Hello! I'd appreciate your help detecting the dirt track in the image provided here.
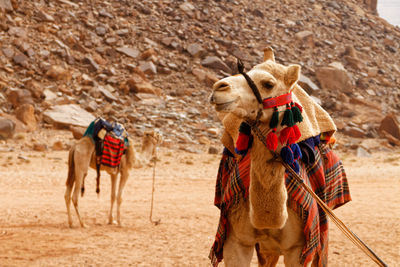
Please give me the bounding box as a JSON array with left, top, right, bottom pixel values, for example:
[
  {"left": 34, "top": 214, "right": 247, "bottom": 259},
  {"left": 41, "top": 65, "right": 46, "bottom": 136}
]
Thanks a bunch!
[{"left": 0, "top": 134, "right": 399, "bottom": 267}]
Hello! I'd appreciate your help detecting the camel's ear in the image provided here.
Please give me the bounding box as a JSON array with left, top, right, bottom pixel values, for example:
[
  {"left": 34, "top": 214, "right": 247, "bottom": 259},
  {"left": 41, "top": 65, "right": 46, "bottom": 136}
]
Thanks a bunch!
[
  {"left": 284, "top": 64, "right": 301, "bottom": 89},
  {"left": 263, "top": 47, "right": 275, "bottom": 62}
]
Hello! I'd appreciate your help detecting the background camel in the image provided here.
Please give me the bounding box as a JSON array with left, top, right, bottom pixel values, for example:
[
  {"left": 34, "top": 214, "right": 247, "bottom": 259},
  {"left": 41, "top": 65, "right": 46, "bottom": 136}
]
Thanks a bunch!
[
  {"left": 209, "top": 48, "right": 343, "bottom": 266},
  {"left": 65, "top": 131, "right": 161, "bottom": 228}
]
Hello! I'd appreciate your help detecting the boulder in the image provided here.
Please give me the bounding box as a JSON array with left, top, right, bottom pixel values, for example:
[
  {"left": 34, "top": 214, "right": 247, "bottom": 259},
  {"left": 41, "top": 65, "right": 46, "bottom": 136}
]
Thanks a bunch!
[
  {"left": 379, "top": 114, "right": 400, "bottom": 140},
  {"left": 15, "top": 104, "right": 37, "bottom": 131},
  {"left": 70, "top": 126, "right": 86, "bottom": 140},
  {"left": 295, "top": 30, "right": 314, "bottom": 47},
  {"left": 0, "top": 118, "right": 15, "bottom": 140},
  {"left": 46, "top": 65, "right": 71, "bottom": 81},
  {"left": 116, "top": 47, "right": 140, "bottom": 59},
  {"left": 315, "top": 65, "right": 353, "bottom": 94},
  {"left": 186, "top": 43, "right": 205, "bottom": 57},
  {"left": 43, "top": 104, "right": 95, "bottom": 128}
]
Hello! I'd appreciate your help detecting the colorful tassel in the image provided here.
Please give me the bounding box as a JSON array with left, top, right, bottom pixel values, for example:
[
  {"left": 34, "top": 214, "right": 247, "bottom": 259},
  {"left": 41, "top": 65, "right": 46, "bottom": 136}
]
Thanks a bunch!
[
  {"left": 295, "top": 102, "right": 303, "bottom": 112},
  {"left": 269, "top": 107, "right": 279, "bottom": 129},
  {"left": 280, "top": 145, "right": 294, "bottom": 165},
  {"left": 291, "top": 102, "right": 303, "bottom": 123},
  {"left": 290, "top": 143, "right": 302, "bottom": 160},
  {"left": 279, "top": 126, "right": 294, "bottom": 145},
  {"left": 291, "top": 161, "right": 300, "bottom": 174},
  {"left": 266, "top": 129, "right": 278, "bottom": 151},
  {"left": 292, "top": 124, "right": 301, "bottom": 141},
  {"left": 235, "top": 122, "right": 252, "bottom": 155},
  {"left": 281, "top": 104, "right": 294, "bottom": 127}
]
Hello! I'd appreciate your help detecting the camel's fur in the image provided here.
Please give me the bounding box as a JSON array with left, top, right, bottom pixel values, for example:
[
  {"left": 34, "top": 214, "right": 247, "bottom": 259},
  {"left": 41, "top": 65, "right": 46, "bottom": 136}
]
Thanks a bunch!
[
  {"left": 209, "top": 48, "right": 324, "bottom": 266},
  {"left": 65, "top": 131, "right": 161, "bottom": 227}
]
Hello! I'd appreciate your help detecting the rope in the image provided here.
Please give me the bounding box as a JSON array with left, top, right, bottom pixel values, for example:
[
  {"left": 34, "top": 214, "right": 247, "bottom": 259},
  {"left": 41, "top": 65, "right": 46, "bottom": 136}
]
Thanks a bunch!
[
  {"left": 149, "top": 146, "right": 160, "bottom": 225},
  {"left": 248, "top": 121, "right": 388, "bottom": 267}
]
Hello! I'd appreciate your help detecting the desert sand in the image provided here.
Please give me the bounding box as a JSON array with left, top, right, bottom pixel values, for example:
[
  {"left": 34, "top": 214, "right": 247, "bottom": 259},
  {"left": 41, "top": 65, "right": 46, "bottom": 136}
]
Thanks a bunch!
[{"left": 0, "top": 130, "right": 399, "bottom": 267}]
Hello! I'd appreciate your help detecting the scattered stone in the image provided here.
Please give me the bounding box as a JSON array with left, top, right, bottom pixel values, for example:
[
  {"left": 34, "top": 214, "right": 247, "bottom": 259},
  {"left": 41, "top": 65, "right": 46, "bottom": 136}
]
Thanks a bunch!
[
  {"left": 52, "top": 140, "right": 64, "bottom": 151},
  {"left": 139, "top": 61, "right": 157, "bottom": 75},
  {"left": 15, "top": 104, "right": 37, "bottom": 131},
  {"left": 201, "top": 56, "right": 231, "bottom": 73},
  {"left": 46, "top": 65, "right": 71, "bottom": 81},
  {"left": 116, "top": 47, "right": 140, "bottom": 59},
  {"left": 97, "top": 85, "right": 117, "bottom": 102},
  {"left": 298, "top": 74, "right": 319, "bottom": 95},
  {"left": 343, "top": 126, "right": 366, "bottom": 138},
  {"left": 186, "top": 43, "right": 205, "bottom": 57},
  {"left": 208, "top": 146, "right": 220, "bottom": 154},
  {"left": 7, "top": 89, "right": 34, "bottom": 108},
  {"left": 33, "top": 143, "right": 47, "bottom": 152},
  {"left": 295, "top": 31, "right": 314, "bottom": 47},
  {"left": 0, "top": 118, "right": 16, "bottom": 140},
  {"left": 13, "top": 53, "right": 29, "bottom": 67},
  {"left": 37, "top": 10, "right": 55, "bottom": 22},
  {"left": 0, "top": 0, "right": 13, "bottom": 11}
]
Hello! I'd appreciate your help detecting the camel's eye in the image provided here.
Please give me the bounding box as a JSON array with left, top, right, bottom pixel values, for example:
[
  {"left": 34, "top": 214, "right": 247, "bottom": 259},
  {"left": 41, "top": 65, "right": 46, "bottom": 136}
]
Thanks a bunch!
[{"left": 262, "top": 81, "right": 275, "bottom": 90}]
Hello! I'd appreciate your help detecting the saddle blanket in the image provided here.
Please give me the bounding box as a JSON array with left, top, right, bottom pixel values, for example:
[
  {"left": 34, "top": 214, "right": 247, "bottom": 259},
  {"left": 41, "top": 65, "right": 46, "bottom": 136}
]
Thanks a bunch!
[
  {"left": 209, "top": 143, "right": 351, "bottom": 267},
  {"left": 101, "top": 134, "right": 125, "bottom": 168}
]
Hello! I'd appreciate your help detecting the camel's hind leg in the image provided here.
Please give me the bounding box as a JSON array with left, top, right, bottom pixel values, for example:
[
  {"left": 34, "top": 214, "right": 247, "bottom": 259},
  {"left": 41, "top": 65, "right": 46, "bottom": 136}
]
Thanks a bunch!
[
  {"left": 116, "top": 168, "right": 129, "bottom": 226},
  {"left": 65, "top": 183, "right": 73, "bottom": 227},
  {"left": 108, "top": 173, "right": 118, "bottom": 225}
]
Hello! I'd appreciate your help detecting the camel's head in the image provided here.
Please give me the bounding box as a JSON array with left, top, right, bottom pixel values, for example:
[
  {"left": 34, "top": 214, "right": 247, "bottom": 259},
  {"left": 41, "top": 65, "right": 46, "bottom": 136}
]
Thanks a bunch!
[
  {"left": 143, "top": 130, "right": 163, "bottom": 147},
  {"left": 210, "top": 48, "right": 301, "bottom": 122}
]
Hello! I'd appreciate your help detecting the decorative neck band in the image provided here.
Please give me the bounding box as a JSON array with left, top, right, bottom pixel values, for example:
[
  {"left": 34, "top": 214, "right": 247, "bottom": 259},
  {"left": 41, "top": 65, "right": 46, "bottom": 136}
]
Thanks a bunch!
[{"left": 263, "top": 92, "right": 292, "bottom": 109}]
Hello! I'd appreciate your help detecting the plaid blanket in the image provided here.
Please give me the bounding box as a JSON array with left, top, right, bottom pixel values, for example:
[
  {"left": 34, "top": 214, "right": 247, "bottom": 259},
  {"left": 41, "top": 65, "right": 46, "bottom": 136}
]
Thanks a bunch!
[
  {"left": 101, "top": 134, "right": 125, "bottom": 167},
  {"left": 209, "top": 145, "right": 351, "bottom": 266}
]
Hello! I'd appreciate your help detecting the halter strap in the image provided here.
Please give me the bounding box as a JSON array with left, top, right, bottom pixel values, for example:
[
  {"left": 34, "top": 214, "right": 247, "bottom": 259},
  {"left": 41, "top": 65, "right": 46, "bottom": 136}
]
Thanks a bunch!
[
  {"left": 263, "top": 92, "right": 292, "bottom": 109},
  {"left": 237, "top": 59, "right": 263, "bottom": 104}
]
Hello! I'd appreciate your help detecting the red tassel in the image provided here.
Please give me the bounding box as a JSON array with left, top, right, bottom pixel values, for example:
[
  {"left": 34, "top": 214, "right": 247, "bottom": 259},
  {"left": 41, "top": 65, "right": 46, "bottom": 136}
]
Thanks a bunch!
[
  {"left": 266, "top": 130, "right": 278, "bottom": 151},
  {"left": 295, "top": 102, "right": 303, "bottom": 112},
  {"left": 291, "top": 125, "right": 302, "bottom": 143},
  {"left": 236, "top": 133, "right": 250, "bottom": 151},
  {"left": 279, "top": 126, "right": 294, "bottom": 145}
]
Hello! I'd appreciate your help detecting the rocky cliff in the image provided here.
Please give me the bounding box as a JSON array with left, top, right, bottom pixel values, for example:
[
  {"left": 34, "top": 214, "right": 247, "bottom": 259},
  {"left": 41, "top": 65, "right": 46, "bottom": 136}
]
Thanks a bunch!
[{"left": 0, "top": 0, "right": 399, "bottom": 152}]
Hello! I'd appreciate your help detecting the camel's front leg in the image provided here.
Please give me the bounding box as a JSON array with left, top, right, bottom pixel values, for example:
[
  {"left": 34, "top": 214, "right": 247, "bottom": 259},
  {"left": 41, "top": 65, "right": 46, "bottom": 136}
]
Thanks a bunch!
[
  {"left": 223, "top": 234, "right": 254, "bottom": 267},
  {"left": 116, "top": 169, "right": 129, "bottom": 226},
  {"left": 108, "top": 173, "right": 118, "bottom": 225}
]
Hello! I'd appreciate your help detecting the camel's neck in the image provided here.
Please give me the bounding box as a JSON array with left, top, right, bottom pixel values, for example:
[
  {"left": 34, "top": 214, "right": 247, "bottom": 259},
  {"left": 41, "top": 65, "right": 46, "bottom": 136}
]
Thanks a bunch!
[
  {"left": 248, "top": 135, "right": 288, "bottom": 229},
  {"left": 139, "top": 139, "right": 156, "bottom": 162}
]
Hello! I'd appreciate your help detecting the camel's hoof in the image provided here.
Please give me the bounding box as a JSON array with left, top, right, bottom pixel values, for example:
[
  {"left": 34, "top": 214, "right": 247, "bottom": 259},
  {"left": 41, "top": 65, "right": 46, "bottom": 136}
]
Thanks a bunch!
[{"left": 108, "top": 220, "right": 118, "bottom": 225}]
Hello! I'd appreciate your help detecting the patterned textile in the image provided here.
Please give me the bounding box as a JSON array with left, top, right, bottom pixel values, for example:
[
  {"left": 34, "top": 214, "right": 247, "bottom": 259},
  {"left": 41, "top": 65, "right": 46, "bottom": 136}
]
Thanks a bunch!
[
  {"left": 101, "top": 134, "right": 125, "bottom": 167},
  {"left": 209, "top": 144, "right": 351, "bottom": 267}
]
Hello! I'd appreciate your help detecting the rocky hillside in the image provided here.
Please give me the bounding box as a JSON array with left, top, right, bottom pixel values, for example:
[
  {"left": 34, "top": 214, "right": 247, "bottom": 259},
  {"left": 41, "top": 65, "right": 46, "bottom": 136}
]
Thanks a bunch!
[{"left": 0, "top": 0, "right": 399, "bottom": 152}]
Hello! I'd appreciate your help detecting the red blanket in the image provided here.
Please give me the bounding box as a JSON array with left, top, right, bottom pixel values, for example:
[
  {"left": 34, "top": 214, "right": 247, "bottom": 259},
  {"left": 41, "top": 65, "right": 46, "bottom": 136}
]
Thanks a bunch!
[
  {"left": 101, "top": 134, "right": 125, "bottom": 167},
  {"left": 209, "top": 145, "right": 351, "bottom": 266}
]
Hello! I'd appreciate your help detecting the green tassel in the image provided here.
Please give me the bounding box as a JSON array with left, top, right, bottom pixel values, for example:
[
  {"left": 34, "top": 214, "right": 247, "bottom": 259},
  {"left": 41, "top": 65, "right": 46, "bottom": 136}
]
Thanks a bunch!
[
  {"left": 269, "top": 107, "right": 279, "bottom": 129},
  {"left": 292, "top": 105, "right": 303, "bottom": 123},
  {"left": 281, "top": 106, "right": 294, "bottom": 127}
]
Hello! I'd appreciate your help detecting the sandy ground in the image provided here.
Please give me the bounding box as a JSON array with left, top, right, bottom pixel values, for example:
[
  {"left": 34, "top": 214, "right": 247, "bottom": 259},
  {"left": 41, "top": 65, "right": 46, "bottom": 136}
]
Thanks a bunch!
[{"left": 0, "top": 132, "right": 399, "bottom": 267}]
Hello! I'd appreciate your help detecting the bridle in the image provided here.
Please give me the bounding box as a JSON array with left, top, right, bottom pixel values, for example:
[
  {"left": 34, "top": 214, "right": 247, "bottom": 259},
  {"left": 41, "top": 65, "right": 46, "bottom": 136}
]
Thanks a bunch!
[{"left": 236, "top": 59, "right": 388, "bottom": 267}]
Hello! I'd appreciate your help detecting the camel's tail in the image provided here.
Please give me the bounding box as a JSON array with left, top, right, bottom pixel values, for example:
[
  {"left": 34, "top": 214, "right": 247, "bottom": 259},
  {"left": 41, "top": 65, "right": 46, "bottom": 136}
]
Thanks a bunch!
[{"left": 66, "top": 147, "right": 75, "bottom": 188}]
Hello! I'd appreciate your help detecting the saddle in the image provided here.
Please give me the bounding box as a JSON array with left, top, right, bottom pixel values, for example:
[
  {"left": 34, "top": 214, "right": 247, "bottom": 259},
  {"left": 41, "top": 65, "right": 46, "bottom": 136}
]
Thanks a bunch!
[{"left": 84, "top": 117, "right": 129, "bottom": 194}]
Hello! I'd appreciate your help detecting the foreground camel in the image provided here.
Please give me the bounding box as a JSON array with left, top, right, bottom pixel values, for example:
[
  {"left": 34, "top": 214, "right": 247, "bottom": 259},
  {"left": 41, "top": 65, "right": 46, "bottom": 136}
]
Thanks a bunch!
[
  {"left": 65, "top": 131, "right": 161, "bottom": 227},
  {"left": 210, "top": 49, "right": 339, "bottom": 266}
]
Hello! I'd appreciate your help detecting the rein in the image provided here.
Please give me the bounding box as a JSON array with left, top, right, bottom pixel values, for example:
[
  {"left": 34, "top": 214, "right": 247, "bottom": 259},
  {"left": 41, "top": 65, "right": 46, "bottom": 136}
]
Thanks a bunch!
[{"left": 238, "top": 59, "right": 388, "bottom": 267}]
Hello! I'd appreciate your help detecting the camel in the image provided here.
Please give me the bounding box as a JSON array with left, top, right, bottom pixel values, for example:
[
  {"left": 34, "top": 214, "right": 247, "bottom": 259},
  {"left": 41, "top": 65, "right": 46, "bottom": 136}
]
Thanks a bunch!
[
  {"left": 209, "top": 48, "right": 340, "bottom": 266},
  {"left": 65, "top": 130, "right": 161, "bottom": 228}
]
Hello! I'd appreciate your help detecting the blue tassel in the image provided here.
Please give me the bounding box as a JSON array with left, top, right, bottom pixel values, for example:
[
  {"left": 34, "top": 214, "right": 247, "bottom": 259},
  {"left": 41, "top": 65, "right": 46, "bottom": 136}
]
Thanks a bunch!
[
  {"left": 280, "top": 146, "right": 294, "bottom": 165},
  {"left": 290, "top": 143, "right": 302, "bottom": 160},
  {"left": 291, "top": 161, "right": 300, "bottom": 174}
]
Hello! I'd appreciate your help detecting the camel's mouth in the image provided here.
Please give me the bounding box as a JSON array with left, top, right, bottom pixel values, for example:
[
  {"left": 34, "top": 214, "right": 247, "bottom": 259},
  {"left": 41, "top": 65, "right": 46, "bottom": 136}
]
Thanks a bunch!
[{"left": 214, "top": 98, "right": 238, "bottom": 112}]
